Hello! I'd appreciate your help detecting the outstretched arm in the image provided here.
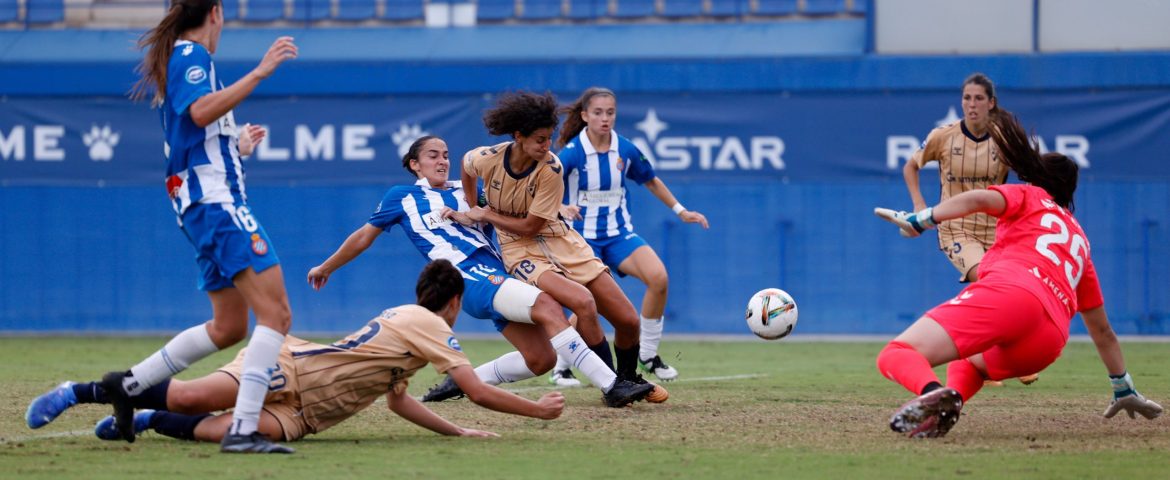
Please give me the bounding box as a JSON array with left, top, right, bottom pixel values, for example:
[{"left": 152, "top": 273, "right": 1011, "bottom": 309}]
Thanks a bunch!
[
  {"left": 307, "top": 224, "right": 382, "bottom": 290},
  {"left": 875, "top": 189, "right": 1006, "bottom": 238},
  {"left": 384, "top": 388, "right": 498, "bottom": 437},
  {"left": 643, "top": 178, "right": 708, "bottom": 229},
  {"left": 1082, "top": 306, "right": 1163, "bottom": 420},
  {"left": 448, "top": 365, "right": 564, "bottom": 420}
]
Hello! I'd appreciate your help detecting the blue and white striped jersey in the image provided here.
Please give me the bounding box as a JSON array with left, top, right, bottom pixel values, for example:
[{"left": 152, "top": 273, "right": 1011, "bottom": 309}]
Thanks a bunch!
[
  {"left": 559, "top": 129, "right": 656, "bottom": 240},
  {"left": 163, "top": 40, "right": 244, "bottom": 216},
  {"left": 368, "top": 179, "right": 500, "bottom": 278}
]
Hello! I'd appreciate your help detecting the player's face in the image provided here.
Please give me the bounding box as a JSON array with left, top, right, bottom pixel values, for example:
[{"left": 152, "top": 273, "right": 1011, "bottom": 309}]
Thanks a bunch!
[
  {"left": 514, "top": 127, "right": 553, "bottom": 161},
  {"left": 961, "top": 83, "right": 995, "bottom": 130},
  {"left": 410, "top": 138, "right": 450, "bottom": 187},
  {"left": 581, "top": 94, "right": 616, "bottom": 138}
]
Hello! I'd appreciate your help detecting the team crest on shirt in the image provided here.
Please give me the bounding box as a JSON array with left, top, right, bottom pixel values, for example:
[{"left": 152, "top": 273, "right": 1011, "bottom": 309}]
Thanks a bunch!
[
  {"left": 185, "top": 65, "right": 206, "bottom": 84},
  {"left": 250, "top": 233, "right": 268, "bottom": 255},
  {"left": 446, "top": 336, "right": 463, "bottom": 352},
  {"left": 614, "top": 156, "right": 625, "bottom": 172},
  {"left": 487, "top": 274, "right": 505, "bottom": 285},
  {"left": 526, "top": 183, "right": 536, "bottom": 197}
]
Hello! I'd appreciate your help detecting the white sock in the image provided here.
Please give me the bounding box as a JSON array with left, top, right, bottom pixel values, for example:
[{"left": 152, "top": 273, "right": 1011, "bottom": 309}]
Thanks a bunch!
[
  {"left": 551, "top": 328, "right": 616, "bottom": 392},
  {"left": 553, "top": 353, "right": 571, "bottom": 372},
  {"left": 228, "top": 325, "right": 284, "bottom": 436},
  {"left": 639, "top": 316, "right": 664, "bottom": 361},
  {"left": 126, "top": 323, "right": 219, "bottom": 396},
  {"left": 474, "top": 351, "right": 537, "bottom": 385}
]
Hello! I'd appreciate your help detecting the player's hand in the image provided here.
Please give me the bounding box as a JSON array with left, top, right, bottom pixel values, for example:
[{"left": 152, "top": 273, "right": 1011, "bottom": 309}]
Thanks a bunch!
[
  {"left": 253, "top": 36, "right": 298, "bottom": 79},
  {"left": 874, "top": 207, "right": 936, "bottom": 238},
  {"left": 237, "top": 123, "right": 266, "bottom": 157},
  {"left": 439, "top": 207, "right": 474, "bottom": 226},
  {"left": 536, "top": 392, "right": 565, "bottom": 420},
  {"left": 680, "top": 209, "right": 709, "bottom": 229},
  {"left": 1104, "top": 392, "right": 1163, "bottom": 419},
  {"left": 456, "top": 427, "right": 499, "bottom": 438},
  {"left": 307, "top": 265, "right": 331, "bottom": 291},
  {"left": 559, "top": 204, "right": 581, "bottom": 221},
  {"left": 465, "top": 206, "right": 489, "bottom": 222}
]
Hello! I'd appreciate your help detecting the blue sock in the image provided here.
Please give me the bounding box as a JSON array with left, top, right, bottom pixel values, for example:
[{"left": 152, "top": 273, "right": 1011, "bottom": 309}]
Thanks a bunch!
[
  {"left": 73, "top": 382, "right": 107, "bottom": 404},
  {"left": 588, "top": 338, "right": 614, "bottom": 372},
  {"left": 149, "top": 411, "right": 212, "bottom": 441}
]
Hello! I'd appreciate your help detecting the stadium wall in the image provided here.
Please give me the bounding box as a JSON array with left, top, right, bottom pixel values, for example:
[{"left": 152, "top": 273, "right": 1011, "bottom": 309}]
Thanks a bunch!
[{"left": 1, "top": 24, "right": 1168, "bottom": 335}]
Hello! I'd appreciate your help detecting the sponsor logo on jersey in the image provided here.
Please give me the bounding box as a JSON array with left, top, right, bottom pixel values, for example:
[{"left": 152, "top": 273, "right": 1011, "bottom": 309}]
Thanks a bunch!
[
  {"left": 182, "top": 44, "right": 194, "bottom": 56},
  {"left": 185, "top": 65, "right": 207, "bottom": 84},
  {"left": 250, "top": 233, "right": 268, "bottom": 255},
  {"left": 446, "top": 336, "right": 463, "bottom": 352}
]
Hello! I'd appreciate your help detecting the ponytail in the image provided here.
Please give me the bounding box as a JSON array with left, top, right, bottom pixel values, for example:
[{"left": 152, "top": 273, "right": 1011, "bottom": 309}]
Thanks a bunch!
[
  {"left": 990, "top": 110, "right": 1078, "bottom": 212},
  {"left": 130, "top": 0, "right": 220, "bottom": 107},
  {"left": 556, "top": 87, "right": 615, "bottom": 149}
]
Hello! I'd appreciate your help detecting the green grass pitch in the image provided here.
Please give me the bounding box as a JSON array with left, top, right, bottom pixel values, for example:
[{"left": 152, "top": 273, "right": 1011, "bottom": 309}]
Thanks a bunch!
[{"left": 2, "top": 337, "right": 1169, "bottom": 479}]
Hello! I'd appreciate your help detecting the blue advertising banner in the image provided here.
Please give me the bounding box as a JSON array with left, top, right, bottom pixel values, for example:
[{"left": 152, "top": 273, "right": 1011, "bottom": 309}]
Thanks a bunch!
[{"left": 3, "top": 90, "right": 1169, "bottom": 185}]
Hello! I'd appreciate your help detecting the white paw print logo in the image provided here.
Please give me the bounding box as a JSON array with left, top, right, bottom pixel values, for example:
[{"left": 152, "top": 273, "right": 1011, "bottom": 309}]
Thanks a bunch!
[
  {"left": 82, "top": 124, "right": 120, "bottom": 161},
  {"left": 391, "top": 123, "right": 429, "bottom": 158}
]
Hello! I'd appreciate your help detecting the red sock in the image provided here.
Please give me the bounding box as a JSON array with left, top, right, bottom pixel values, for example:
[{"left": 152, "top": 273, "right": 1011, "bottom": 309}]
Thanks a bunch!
[
  {"left": 876, "top": 341, "right": 939, "bottom": 395},
  {"left": 946, "top": 358, "right": 985, "bottom": 402}
]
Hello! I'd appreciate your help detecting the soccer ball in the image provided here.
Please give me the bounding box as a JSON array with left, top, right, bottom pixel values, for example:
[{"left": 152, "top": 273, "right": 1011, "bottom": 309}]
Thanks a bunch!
[{"left": 745, "top": 288, "right": 798, "bottom": 340}]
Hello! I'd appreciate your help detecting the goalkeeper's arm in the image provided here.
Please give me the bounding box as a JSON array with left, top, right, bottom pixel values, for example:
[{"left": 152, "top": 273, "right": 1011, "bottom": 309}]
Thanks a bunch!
[
  {"left": 1083, "top": 306, "right": 1163, "bottom": 419},
  {"left": 875, "top": 190, "right": 1008, "bottom": 238}
]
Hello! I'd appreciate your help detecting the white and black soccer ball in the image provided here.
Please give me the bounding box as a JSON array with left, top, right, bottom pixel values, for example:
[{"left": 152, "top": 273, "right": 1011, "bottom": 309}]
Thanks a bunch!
[{"left": 745, "top": 288, "right": 798, "bottom": 340}]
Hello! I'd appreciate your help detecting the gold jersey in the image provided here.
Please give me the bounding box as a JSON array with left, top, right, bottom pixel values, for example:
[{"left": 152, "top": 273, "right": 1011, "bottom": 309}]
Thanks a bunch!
[
  {"left": 462, "top": 142, "right": 571, "bottom": 245},
  {"left": 913, "top": 120, "right": 1009, "bottom": 246},
  {"left": 220, "top": 304, "right": 471, "bottom": 435}
]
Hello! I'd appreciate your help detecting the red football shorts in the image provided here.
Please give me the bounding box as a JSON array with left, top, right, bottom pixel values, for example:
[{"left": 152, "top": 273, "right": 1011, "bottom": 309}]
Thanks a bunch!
[{"left": 926, "top": 281, "right": 1069, "bottom": 381}]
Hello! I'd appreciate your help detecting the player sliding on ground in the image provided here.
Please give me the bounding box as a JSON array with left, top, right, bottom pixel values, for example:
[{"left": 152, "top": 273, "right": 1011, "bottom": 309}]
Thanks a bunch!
[
  {"left": 873, "top": 110, "right": 1162, "bottom": 438},
  {"left": 27, "top": 261, "right": 564, "bottom": 445}
]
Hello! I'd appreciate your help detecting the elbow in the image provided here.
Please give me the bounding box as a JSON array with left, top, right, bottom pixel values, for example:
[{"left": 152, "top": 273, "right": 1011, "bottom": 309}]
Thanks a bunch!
[{"left": 188, "top": 110, "right": 213, "bottom": 129}]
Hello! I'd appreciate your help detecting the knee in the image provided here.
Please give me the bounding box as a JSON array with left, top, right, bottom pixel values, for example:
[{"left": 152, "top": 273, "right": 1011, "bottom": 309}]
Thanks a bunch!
[
  {"left": 644, "top": 269, "right": 669, "bottom": 295},
  {"left": 206, "top": 318, "right": 248, "bottom": 348},
  {"left": 567, "top": 295, "right": 597, "bottom": 320}
]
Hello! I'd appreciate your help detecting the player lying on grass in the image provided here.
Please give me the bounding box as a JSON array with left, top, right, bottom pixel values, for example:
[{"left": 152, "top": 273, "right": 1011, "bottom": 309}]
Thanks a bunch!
[
  {"left": 27, "top": 260, "right": 564, "bottom": 445},
  {"left": 873, "top": 110, "right": 1162, "bottom": 439}
]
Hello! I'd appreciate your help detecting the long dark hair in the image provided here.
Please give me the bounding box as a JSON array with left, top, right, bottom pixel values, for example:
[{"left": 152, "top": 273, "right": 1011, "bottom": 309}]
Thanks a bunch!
[
  {"left": 963, "top": 72, "right": 999, "bottom": 113},
  {"left": 990, "top": 111, "right": 1078, "bottom": 212},
  {"left": 556, "top": 87, "right": 615, "bottom": 149},
  {"left": 130, "top": 0, "right": 220, "bottom": 106},
  {"left": 483, "top": 91, "right": 559, "bottom": 138},
  {"left": 401, "top": 135, "right": 441, "bottom": 178},
  {"left": 416, "top": 260, "right": 465, "bottom": 312}
]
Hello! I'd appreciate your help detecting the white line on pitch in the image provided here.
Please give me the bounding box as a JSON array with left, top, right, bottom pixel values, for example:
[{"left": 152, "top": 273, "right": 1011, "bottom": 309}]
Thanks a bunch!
[{"left": 1, "top": 429, "right": 93, "bottom": 444}]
